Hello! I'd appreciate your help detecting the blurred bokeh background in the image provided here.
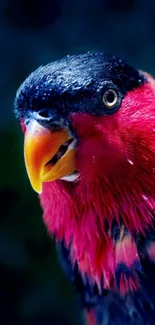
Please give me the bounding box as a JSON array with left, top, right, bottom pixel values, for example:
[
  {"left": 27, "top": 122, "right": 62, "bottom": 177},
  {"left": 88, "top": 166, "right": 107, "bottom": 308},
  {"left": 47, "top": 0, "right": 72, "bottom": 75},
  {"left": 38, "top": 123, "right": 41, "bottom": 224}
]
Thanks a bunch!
[{"left": 1, "top": 0, "right": 155, "bottom": 324}]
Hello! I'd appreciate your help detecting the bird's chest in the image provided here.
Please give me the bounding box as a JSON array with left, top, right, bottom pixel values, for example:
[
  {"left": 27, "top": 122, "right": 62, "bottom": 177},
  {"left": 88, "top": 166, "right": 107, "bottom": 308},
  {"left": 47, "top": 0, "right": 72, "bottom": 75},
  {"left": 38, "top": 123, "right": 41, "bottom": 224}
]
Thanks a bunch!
[
  {"left": 42, "top": 194, "right": 140, "bottom": 294},
  {"left": 57, "top": 239, "right": 155, "bottom": 325},
  {"left": 41, "top": 182, "right": 154, "bottom": 295},
  {"left": 56, "top": 220, "right": 141, "bottom": 296}
]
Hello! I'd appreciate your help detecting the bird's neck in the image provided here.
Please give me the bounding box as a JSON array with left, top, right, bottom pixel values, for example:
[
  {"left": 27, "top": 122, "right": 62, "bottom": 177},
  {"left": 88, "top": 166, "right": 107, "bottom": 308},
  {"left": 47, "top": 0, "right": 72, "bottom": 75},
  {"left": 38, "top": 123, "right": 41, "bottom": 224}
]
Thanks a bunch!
[{"left": 40, "top": 176, "right": 155, "bottom": 293}]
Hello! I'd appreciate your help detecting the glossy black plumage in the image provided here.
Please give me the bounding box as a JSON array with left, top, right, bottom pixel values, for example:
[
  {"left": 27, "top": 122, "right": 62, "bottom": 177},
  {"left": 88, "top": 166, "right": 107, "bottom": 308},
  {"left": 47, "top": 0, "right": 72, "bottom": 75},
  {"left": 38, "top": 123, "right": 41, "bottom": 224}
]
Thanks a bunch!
[{"left": 14, "top": 52, "right": 145, "bottom": 122}]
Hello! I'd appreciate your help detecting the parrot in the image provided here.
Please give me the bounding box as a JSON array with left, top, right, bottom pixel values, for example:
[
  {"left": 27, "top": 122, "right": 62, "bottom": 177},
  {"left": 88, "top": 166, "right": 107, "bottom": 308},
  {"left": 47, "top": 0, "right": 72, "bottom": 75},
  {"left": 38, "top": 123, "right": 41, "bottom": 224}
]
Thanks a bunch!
[{"left": 14, "top": 52, "right": 155, "bottom": 325}]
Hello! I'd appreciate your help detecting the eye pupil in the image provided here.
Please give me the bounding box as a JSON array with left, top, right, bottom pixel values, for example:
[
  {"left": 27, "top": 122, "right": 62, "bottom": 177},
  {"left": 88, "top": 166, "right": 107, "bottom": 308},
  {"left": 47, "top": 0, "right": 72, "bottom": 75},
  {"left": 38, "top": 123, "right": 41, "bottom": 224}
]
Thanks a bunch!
[
  {"left": 106, "top": 91, "right": 115, "bottom": 103},
  {"left": 102, "top": 89, "right": 118, "bottom": 108}
]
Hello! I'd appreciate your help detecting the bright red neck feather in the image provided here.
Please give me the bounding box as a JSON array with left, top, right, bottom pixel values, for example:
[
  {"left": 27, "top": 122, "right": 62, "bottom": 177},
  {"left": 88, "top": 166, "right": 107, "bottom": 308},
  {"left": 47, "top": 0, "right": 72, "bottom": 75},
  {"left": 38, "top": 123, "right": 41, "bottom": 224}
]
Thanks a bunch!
[{"left": 40, "top": 81, "right": 155, "bottom": 291}]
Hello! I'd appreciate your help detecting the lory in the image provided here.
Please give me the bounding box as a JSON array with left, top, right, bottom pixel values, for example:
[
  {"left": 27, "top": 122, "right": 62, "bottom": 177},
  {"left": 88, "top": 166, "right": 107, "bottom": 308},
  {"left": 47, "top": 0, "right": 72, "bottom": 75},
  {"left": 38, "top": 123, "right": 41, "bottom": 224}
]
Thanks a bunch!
[{"left": 14, "top": 53, "right": 155, "bottom": 325}]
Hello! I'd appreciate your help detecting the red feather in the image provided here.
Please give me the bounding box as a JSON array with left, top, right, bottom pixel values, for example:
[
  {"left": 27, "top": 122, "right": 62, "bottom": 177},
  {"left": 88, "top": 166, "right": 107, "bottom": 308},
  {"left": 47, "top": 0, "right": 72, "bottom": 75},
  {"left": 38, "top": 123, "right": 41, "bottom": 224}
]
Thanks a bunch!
[
  {"left": 85, "top": 310, "right": 97, "bottom": 325},
  {"left": 40, "top": 78, "right": 155, "bottom": 292}
]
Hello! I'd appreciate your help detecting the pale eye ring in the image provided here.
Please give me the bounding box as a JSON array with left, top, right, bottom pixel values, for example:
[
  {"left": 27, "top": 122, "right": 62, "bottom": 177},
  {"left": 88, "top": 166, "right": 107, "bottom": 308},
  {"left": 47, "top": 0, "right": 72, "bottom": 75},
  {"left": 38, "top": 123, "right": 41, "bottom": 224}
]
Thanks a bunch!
[{"left": 102, "top": 89, "right": 118, "bottom": 108}]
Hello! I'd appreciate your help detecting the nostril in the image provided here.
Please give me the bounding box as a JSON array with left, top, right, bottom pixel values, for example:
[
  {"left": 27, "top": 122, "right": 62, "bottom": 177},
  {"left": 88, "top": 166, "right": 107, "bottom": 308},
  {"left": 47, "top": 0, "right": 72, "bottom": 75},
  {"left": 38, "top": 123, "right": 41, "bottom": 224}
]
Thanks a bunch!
[
  {"left": 32, "top": 108, "right": 58, "bottom": 127},
  {"left": 38, "top": 109, "right": 51, "bottom": 119}
]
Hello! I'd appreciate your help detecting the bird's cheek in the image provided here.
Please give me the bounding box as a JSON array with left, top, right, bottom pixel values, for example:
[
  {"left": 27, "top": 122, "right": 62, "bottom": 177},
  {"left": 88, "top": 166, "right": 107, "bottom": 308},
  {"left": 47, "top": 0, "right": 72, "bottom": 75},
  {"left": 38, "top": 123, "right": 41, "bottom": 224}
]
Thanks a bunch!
[
  {"left": 70, "top": 113, "right": 96, "bottom": 137},
  {"left": 76, "top": 134, "right": 124, "bottom": 181}
]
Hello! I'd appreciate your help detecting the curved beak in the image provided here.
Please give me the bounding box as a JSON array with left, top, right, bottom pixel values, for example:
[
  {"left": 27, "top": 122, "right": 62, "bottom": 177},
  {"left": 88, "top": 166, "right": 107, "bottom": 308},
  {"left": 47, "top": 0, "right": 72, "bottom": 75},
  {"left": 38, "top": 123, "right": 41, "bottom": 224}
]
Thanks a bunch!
[{"left": 24, "top": 120, "right": 76, "bottom": 194}]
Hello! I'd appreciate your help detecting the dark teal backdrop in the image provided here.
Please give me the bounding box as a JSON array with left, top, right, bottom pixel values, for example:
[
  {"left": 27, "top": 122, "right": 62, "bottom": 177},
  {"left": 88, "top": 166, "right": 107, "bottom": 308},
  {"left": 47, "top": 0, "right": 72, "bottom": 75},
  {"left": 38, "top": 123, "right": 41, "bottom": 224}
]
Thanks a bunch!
[{"left": 0, "top": 1, "right": 155, "bottom": 324}]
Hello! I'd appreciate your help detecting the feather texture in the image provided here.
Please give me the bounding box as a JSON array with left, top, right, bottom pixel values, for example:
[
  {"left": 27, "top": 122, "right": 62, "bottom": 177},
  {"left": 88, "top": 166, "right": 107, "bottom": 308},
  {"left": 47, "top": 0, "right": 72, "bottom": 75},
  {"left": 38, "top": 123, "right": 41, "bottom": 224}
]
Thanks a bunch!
[{"left": 41, "top": 80, "right": 155, "bottom": 294}]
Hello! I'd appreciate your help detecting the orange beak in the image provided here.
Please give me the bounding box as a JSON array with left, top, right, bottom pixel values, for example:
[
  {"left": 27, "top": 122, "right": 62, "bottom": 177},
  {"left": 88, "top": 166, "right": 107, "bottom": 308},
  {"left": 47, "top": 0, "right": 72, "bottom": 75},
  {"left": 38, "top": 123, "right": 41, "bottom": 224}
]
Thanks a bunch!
[{"left": 24, "top": 120, "right": 76, "bottom": 193}]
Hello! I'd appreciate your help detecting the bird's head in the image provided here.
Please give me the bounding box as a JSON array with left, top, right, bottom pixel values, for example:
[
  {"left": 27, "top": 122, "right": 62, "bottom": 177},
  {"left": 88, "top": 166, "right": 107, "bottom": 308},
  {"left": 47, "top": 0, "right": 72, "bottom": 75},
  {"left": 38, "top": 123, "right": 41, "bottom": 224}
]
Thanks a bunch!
[{"left": 14, "top": 52, "right": 155, "bottom": 233}]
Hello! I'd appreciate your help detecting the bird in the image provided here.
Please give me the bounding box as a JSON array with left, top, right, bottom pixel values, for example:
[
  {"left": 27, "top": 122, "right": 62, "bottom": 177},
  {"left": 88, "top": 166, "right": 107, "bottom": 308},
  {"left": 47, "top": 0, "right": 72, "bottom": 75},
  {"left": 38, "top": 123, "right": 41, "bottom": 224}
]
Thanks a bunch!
[{"left": 14, "top": 52, "right": 155, "bottom": 325}]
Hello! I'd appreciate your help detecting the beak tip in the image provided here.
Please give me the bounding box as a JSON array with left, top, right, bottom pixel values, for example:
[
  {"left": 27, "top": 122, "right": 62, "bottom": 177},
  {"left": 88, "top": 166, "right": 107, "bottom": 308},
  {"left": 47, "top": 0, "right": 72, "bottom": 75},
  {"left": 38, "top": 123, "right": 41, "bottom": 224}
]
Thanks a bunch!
[
  {"left": 35, "top": 187, "right": 43, "bottom": 195},
  {"left": 29, "top": 179, "right": 43, "bottom": 195},
  {"left": 34, "top": 189, "right": 42, "bottom": 195}
]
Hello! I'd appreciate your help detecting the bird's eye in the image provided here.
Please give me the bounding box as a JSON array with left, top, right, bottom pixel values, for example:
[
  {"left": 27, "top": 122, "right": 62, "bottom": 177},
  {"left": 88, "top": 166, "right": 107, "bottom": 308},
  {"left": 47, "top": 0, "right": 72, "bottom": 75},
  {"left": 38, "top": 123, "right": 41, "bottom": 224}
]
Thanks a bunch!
[{"left": 102, "top": 89, "right": 118, "bottom": 108}]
